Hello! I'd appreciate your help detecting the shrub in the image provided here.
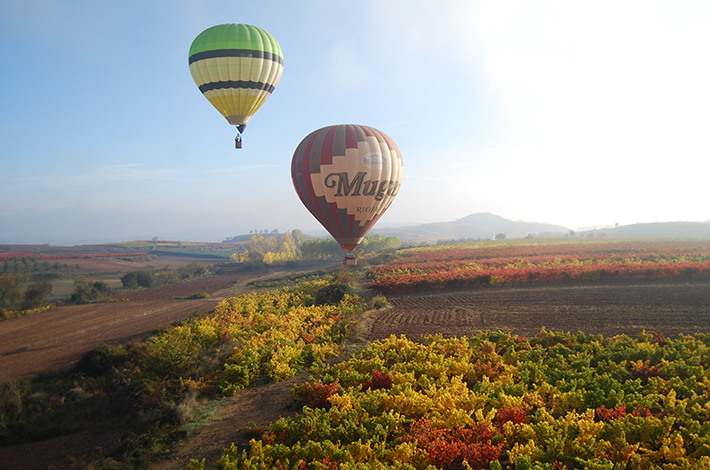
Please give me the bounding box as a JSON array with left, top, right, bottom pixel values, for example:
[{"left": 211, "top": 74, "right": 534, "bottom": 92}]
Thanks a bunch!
[
  {"left": 121, "top": 271, "right": 138, "bottom": 289},
  {"left": 362, "top": 370, "right": 393, "bottom": 390},
  {"left": 292, "top": 381, "right": 341, "bottom": 409},
  {"left": 370, "top": 295, "right": 389, "bottom": 309},
  {"left": 187, "top": 292, "right": 210, "bottom": 299},
  {"left": 74, "top": 344, "right": 130, "bottom": 377},
  {"left": 70, "top": 278, "right": 112, "bottom": 304},
  {"left": 22, "top": 281, "right": 52, "bottom": 309},
  {"left": 314, "top": 281, "right": 352, "bottom": 306},
  {"left": 136, "top": 270, "right": 154, "bottom": 288}
]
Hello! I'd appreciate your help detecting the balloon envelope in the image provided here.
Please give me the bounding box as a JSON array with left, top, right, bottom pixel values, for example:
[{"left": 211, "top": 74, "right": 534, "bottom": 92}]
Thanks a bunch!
[
  {"left": 291, "top": 125, "right": 404, "bottom": 253},
  {"left": 188, "top": 24, "right": 283, "bottom": 126}
]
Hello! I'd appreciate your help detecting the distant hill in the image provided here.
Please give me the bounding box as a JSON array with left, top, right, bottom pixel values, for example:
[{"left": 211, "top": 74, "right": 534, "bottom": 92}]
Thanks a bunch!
[
  {"left": 371, "top": 213, "right": 570, "bottom": 243},
  {"left": 220, "top": 217, "right": 710, "bottom": 246},
  {"left": 579, "top": 221, "right": 710, "bottom": 239}
]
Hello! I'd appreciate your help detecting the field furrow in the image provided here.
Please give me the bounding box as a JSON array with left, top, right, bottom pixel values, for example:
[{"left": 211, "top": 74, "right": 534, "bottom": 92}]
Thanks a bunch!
[{"left": 369, "top": 282, "right": 710, "bottom": 340}]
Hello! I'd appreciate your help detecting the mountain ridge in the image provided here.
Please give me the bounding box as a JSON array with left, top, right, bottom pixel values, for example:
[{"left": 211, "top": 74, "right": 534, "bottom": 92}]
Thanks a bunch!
[
  {"left": 371, "top": 212, "right": 569, "bottom": 242},
  {"left": 371, "top": 213, "right": 710, "bottom": 243}
]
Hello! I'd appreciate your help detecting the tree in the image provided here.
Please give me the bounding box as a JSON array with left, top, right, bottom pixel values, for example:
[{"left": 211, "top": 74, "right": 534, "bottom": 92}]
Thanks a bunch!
[
  {"left": 360, "top": 234, "right": 401, "bottom": 253},
  {"left": 314, "top": 281, "right": 353, "bottom": 306},
  {"left": 177, "top": 262, "right": 208, "bottom": 279},
  {"left": 23, "top": 281, "right": 53, "bottom": 309},
  {"left": 300, "top": 238, "right": 343, "bottom": 259},
  {"left": 0, "top": 273, "right": 24, "bottom": 309},
  {"left": 233, "top": 232, "right": 302, "bottom": 266},
  {"left": 291, "top": 229, "right": 306, "bottom": 247},
  {"left": 121, "top": 271, "right": 139, "bottom": 289},
  {"left": 136, "top": 270, "right": 154, "bottom": 288},
  {"left": 71, "top": 278, "right": 112, "bottom": 304},
  {"left": 494, "top": 233, "right": 507, "bottom": 240}
]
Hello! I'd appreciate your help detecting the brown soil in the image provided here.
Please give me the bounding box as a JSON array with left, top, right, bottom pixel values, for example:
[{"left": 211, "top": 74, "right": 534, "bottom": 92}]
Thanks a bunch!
[
  {"left": 2, "top": 281, "right": 710, "bottom": 469},
  {"left": 369, "top": 281, "right": 710, "bottom": 340},
  {"left": 0, "top": 298, "right": 219, "bottom": 379},
  {"left": 0, "top": 272, "right": 297, "bottom": 380},
  {"left": 109, "top": 275, "right": 245, "bottom": 301}
]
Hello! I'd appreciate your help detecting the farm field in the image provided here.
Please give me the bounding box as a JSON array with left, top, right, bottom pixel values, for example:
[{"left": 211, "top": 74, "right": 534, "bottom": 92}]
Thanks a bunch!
[
  {"left": 109, "top": 273, "right": 244, "bottom": 301},
  {"left": 1, "top": 243, "right": 240, "bottom": 303},
  {"left": 2, "top": 239, "right": 710, "bottom": 469},
  {"left": 0, "top": 268, "right": 331, "bottom": 381},
  {"left": 0, "top": 274, "right": 247, "bottom": 379},
  {"left": 370, "top": 282, "right": 710, "bottom": 340},
  {"left": 4, "top": 278, "right": 709, "bottom": 381},
  {"left": 0, "top": 297, "right": 221, "bottom": 380},
  {"left": 369, "top": 239, "right": 710, "bottom": 294}
]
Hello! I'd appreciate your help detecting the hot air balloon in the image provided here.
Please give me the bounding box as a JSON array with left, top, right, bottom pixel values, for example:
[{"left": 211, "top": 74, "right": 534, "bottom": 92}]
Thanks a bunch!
[
  {"left": 291, "top": 125, "right": 404, "bottom": 265},
  {"left": 188, "top": 24, "right": 283, "bottom": 148}
]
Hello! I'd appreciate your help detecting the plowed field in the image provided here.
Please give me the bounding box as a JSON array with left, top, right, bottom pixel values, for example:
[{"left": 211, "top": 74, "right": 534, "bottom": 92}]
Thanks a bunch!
[
  {"left": 0, "top": 299, "right": 222, "bottom": 379},
  {"left": 110, "top": 275, "right": 242, "bottom": 301},
  {"left": 0, "top": 274, "right": 244, "bottom": 380},
  {"left": 369, "top": 281, "right": 710, "bottom": 340}
]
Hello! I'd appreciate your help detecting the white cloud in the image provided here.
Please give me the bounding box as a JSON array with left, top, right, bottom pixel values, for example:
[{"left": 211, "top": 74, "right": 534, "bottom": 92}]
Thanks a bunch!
[{"left": 427, "top": 0, "right": 710, "bottom": 227}]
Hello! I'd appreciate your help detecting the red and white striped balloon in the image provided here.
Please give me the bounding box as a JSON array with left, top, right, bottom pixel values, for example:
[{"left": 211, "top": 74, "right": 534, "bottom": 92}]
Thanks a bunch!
[{"left": 291, "top": 124, "right": 404, "bottom": 253}]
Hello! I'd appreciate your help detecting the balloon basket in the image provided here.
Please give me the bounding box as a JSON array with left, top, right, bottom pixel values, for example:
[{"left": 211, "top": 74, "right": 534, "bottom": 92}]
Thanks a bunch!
[{"left": 343, "top": 255, "right": 358, "bottom": 266}]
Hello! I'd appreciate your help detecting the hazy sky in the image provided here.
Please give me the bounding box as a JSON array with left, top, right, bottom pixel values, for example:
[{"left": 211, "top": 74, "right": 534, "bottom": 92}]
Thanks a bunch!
[{"left": 1, "top": 0, "right": 709, "bottom": 245}]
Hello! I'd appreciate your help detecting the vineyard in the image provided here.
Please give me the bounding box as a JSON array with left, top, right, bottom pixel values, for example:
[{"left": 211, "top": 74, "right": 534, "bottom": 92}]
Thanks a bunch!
[
  {"left": 368, "top": 239, "right": 710, "bottom": 294},
  {"left": 3, "top": 239, "right": 710, "bottom": 469},
  {"left": 213, "top": 332, "right": 710, "bottom": 469},
  {"left": 0, "top": 279, "right": 367, "bottom": 468}
]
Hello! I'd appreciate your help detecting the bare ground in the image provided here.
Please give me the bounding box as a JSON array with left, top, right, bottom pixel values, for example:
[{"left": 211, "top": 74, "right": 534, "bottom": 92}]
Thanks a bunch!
[
  {"left": 0, "top": 272, "right": 299, "bottom": 380},
  {"left": 369, "top": 281, "right": 710, "bottom": 340}
]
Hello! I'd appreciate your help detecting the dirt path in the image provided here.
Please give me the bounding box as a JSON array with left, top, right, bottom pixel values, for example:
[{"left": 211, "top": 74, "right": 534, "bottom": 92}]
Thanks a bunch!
[{"left": 149, "top": 373, "right": 308, "bottom": 470}]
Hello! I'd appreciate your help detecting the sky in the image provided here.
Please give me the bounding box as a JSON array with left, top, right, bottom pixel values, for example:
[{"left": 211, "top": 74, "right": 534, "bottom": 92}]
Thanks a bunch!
[{"left": 1, "top": 0, "right": 709, "bottom": 245}]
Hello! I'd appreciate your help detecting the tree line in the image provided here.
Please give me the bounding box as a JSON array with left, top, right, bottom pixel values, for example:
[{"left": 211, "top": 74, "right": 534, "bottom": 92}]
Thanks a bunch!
[
  {"left": 231, "top": 230, "right": 402, "bottom": 267},
  {"left": 119, "top": 262, "right": 209, "bottom": 290},
  {"left": 0, "top": 273, "right": 53, "bottom": 317},
  {"left": 2, "top": 256, "right": 69, "bottom": 274},
  {"left": 0, "top": 262, "right": 213, "bottom": 317},
  {"left": 70, "top": 263, "right": 212, "bottom": 305}
]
